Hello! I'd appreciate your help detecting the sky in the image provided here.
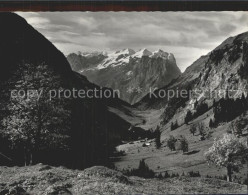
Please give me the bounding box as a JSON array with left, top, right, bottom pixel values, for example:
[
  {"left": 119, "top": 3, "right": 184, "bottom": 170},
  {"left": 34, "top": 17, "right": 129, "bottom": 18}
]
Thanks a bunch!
[{"left": 17, "top": 12, "right": 248, "bottom": 72}]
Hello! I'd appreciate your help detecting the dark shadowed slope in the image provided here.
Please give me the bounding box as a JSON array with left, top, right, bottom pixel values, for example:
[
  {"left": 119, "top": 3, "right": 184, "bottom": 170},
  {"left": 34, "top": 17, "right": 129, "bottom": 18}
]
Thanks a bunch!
[{"left": 0, "top": 13, "right": 144, "bottom": 169}]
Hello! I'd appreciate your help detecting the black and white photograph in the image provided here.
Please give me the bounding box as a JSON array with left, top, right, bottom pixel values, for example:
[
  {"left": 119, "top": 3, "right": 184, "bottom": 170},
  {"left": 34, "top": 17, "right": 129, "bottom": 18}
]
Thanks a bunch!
[{"left": 0, "top": 7, "right": 248, "bottom": 195}]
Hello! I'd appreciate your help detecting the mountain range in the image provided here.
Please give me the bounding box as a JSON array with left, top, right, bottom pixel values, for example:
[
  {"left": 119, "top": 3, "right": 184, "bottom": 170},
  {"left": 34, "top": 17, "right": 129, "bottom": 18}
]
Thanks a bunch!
[{"left": 67, "top": 48, "right": 181, "bottom": 104}]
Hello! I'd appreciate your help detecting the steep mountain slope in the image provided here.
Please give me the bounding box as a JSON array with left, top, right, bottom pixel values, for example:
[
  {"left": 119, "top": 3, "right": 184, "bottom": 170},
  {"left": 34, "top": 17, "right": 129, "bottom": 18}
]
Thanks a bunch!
[
  {"left": 67, "top": 51, "right": 107, "bottom": 72},
  {"left": 0, "top": 13, "right": 144, "bottom": 169},
  {"left": 114, "top": 33, "right": 248, "bottom": 181},
  {"left": 67, "top": 49, "right": 181, "bottom": 104},
  {"left": 136, "top": 31, "right": 248, "bottom": 127}
]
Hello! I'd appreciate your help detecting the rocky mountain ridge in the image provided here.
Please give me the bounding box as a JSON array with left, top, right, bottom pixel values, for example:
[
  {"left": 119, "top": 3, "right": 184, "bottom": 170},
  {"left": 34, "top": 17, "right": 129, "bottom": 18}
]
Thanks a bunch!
[
  {"left": 67, "top": 48, "right": 181, "bottom": 104},
  {"left": 136, "top": 31, "right": 248, "bottom": 128}
]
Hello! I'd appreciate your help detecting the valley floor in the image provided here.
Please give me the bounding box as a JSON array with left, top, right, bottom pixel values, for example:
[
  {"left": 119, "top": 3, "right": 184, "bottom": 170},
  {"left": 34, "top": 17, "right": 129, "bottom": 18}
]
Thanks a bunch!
[
  {"left": 0, "top": 164, "right": 247, "bottom": 195},
  {"left": 114, "top": 109, "right": 248, "bottom": 183}
]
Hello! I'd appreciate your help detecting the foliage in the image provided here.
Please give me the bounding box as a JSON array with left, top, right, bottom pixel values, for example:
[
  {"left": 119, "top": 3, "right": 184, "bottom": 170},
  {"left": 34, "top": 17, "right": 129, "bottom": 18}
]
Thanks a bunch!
[
  {"left": 156, "top": 173, "right": 163, "bottom": 179},
  {"left": 112, "top": 149, "right": 126, "bottom": 157},
  {"left": 230, "top": 118, "right": 247, "bottom": 137},
  {"left": 184, "top": 110, "right": 193, "bottom": 124},
  {"left": 154, "top": 126, "right": 161, "bottom": 149},
  {"left": 183, "top": 102, "right": 209, "bottom": 126},
  {"left": 205, "top": 134, "right": 248, "bottom": 182},
  {"left": 206, "top": 174, "right": 227, "bottom": 181},
  {"left": 187, "top": 171, "right": 201, "bottom": 177},
  {"left": 213, "top": 94, "right": 248, "bottom": 126},
  {"left": 179, "top": 136, "right": 189, "bottom": 153},
  {"left": 209, "top": 118, "right": 214, "bottom": 128},
  {"left": 163, "top": 171, "right": 170, "bottom": 178},
  {"left": 193, "top": 102, "right": 209, "bottom": 119},
  {"left": 129, "top": 128, "right": 161, "bottom": 141},
  {"left": 169, "top": 172, "right": 180, "bottom": 178},
  {"left": 171, "top": 120, "right": 179, "bottom": 131},
  {"left": 189, "top": 124, "right": 197, "bottom": 136},
  {"left": 209, "top": 48, "right": 226, "bottom": 66},
  {"left": 124, "top": 159, "right": 155, "bottom": 178},
  {"left": 0, "top": 63, "right": 71, "bottom": 165},
  {"left": 167, "top": 135, "right": 177, "bottom": 151},
  {"left": 198, "top": 122, "right": 206, "bottom": 140}
]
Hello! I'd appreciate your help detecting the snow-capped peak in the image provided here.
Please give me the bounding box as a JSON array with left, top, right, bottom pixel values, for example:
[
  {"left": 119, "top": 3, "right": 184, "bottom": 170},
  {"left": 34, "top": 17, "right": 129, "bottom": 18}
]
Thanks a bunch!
[
  {"left": 97, "top": 49, "right": 134, "bottom": 69},
  {"left": 76, "top": 51, "right": 107, "bottom": 58},
  {"left": 95, "top": 48, "right": 175, "bottom": 69},
  {"left": 152, "top": 49, "right": 169, "bottom": 59},
  {"left": 115, "top": 48, "right": 135, "bottom": 56},
  {"left": 132, "top": 48, "right": 152, "bottom": 58}
]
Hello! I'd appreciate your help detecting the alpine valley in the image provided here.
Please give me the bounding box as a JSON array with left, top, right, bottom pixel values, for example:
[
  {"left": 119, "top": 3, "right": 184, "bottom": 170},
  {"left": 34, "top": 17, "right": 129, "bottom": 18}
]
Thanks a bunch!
[{"left": 0, "top": 12, "right": 247, "bottom": 195}]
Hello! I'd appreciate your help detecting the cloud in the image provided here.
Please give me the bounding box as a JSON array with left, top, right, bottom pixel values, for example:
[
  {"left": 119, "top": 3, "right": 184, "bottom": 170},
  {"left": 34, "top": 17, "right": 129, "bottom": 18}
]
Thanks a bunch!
[{"left": 17, "top": 12, "right": 248, "bottom": 72}]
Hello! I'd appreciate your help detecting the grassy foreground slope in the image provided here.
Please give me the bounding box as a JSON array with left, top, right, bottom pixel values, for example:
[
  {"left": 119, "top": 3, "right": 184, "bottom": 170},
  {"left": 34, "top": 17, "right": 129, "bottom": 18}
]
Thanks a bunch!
[{"left": 0, "top": 164, "right": 247, "bottom": 194}]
